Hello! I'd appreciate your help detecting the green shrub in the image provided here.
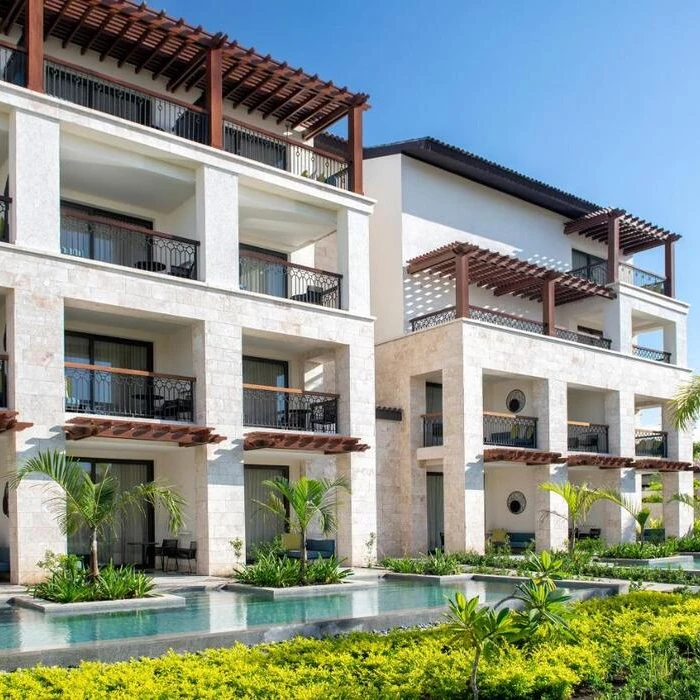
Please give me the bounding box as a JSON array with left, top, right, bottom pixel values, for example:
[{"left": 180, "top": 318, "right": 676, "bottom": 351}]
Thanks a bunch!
[
  {"left": 94, "top": 563, "right": 154, "bottom": 600},
  {"left": 234, "top": 552, "right": 351, "bottom": 587},
  {"left": 598, "top": 541, "right": 679, "bottom": 560},
  {"left": 381, "top": 551, "right": 462, "bottom": 575},
  {"left": 304, "top": 556, "right": 353, "bottom": 585}
]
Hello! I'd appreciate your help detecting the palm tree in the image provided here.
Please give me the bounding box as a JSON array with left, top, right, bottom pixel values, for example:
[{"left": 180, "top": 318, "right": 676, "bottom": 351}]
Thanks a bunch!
[
  {"left": 670, "top": 376, "right": 700, "bottom": 432},
  {"left": 597, "top": 489, "right": 652, "bottom": 543},
  {"left": 257, "top": 475, "right": 350, "bottom": 572},
  {"left": 539, "top": 482, "right": 603, "bottom": 553},
  {"left": 13, "top": 451, "right": 185, "bottom": 578}
]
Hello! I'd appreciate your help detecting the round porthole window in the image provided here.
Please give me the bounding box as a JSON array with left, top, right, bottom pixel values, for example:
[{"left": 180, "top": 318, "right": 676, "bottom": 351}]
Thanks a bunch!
[
  {"left": 507, "top": 491, "right": 527, "bottom": 515},
  {"left": 506, "top": 389, "right": 526, "bottom": 414}
]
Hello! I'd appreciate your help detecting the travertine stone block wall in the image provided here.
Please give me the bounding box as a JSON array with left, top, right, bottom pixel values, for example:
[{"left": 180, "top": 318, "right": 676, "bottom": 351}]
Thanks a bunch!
[{"left": 662, "top": 471, "right": 694, "bottom": 538}]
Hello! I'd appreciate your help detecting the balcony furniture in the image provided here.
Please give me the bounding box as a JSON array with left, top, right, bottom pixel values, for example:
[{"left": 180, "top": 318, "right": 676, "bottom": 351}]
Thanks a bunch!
[
  {"left": 170, "top": 259, "right": 197, "bottom": 279},
  {"left": 310, "top": 399, "right": 338, "bottom": 433},
  {"left": 490, "top": 528, "right": 508, "bottom": 548},
  {"left": 175, "top": 541, "right": 198, "bottom": 573},
  {"left": 643, "top": 528, "right": 666, "bottom": 544},
  {"left": 490, "top": 428, "right": 535, "bottom": 449},
  {"left": 288, "top": 408, "right": 311, "bottom": 431},
  {"left": 158, "top": 390, "right": 193, "bottom": 422},
  {"left": 155, "top": 538, "right": 179, "bottom": 572},
  {"left": 287, "top": 539, "right": 336, "bottom": 561},
  {"left": 281, "top": 533, "right": 303, "bottom": 552},
  {"left": 127, "top": 541, "right": 158, "bottom": 569},
  {"left": 589, "top": 528, "right": 602, "bottom": 539},
  {"left": 135, "top": 260, "right": 167, "bottom": 273},
  {"left": 291, "top": 285, "right": 324, "bottom": 306},
  {"left": 507, "top": 532, "right": 535, "bottom": 553},
  {"left": 568, "top": 433, "right": 599, "bottom": 452}
]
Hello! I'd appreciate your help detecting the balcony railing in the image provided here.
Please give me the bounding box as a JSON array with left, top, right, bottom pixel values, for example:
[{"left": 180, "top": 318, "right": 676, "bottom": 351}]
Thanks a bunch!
[
  {"left": 567, "top": 422, "right": 609, "bottom": 453},
  {"left": 65, "top": 363, "right": 195, "bottom": 422},
  {"left": 61, "top": 208, "right": 199, "bottom": 279},
  {"left": 422, "top": 413, "right": 443, "bottom": 447},
  {"left": 44, "top": 58, "right": 209, "bottom": 144},
  {"left": 0, "top": 41, "right": 26, "bottom": 87},
  {"left": 619, "top": 263, "right": 666, "bottom": 294},
  {"left": 239, "top": 251, "right": 342, "bottom": 309},
  {"left": 570, "top": 261, "right": 609, "bottom": 286},
  {"left": 633, "top": 345, "right": 671, "bottom": 364},
  {"left": 483, "top": 412, "right": 537, "bottom": 449},
  {"left": 223, "top": 118, "right": 349, "bottom": 190},
  {"left": 243, "top": 384, "right": 338, "bottom": 433},
  {"left": 409, "top": 305, "right": 612, "bottom": 349},
  {"left": 0, "top": 195, "right": 10, "bottom": 243},
  {"left": 635, "top": 429, "right": 668, "bottom": 458},
  {"left": 0, "top": 354, "right": 7, "bottom": 408}
]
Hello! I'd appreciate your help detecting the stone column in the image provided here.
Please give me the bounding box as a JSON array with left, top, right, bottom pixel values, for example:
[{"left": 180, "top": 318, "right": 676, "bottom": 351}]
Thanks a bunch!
[
  {"left": 9, "top": 109, "right": 60, "bottom": 252},
  {"left": 605, "top": 390, "right": 636, "bottom": 458},
  {"left": 404, "top": 375, "right": 428, "bottom": 554},
  {"left": 530, "top": 378, "right": 568, "bottom": 551},
  {"left": 192, "top": 318, "right": 244, "bottom": 575},
  {"left": 601, "top": 467, "right": 638, "bottom": 544},
  {"left": 196, "top": 165, "right": 238, "bottom": 289},
  {"left": 336, "top": 208, "right": 371, "bottom": 316},
  {"left": 663, "top": 318, "right": 687, "bottom": 367},
  {"left": 661, "top": 470, "right": 694, "bottom": 538},
  {"left": 662, "top": 403, "right": 693, "bottom": 463},
  {"left": 7, "top": 288, "right": 66, "bottom": 583},
  {"left": 334, "top": 341, "right": 377, "bottom": 565},
  {"left": 443, "top": 357, "right": 484, "bottom": 553},
  {"left": 602, "top": 294, "right": 632, "bottom": 355}
]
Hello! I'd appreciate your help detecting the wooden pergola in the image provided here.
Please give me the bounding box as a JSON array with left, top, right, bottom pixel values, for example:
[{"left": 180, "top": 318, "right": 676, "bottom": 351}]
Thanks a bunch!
[
  {"left": 564, "top": 208, "right": 681, "bottom": 296},
  {"left": 64, "top": 417, "right": 225, "bottom": 446},
  {"left": 244, "top": 431, "right": 369, "bottom": 455},
  {"left": 483, "top": 448, "right": 566, "bottom": 465},
  {"left": 0, "top": 410, "right": 32, "bottom": 434},
  {"left": 634, "top": 458, "right": 693, "bottom": 473},
  {"left": 566, "top": 454, "right": 635, "bottom": 469},
  {"left": 406, "top": 242, "right": 614, "bottom": 335},
  {"left": 2, "top": 0, "right": 369, "bottom": 192}
]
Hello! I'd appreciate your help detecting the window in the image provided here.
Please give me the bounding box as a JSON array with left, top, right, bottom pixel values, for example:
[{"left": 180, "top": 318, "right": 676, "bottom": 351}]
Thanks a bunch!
[
  {"left": 572, "top": 249, "right": 607, "bottom": 285},
  {"left": 243, "top": 356, "right": 289, "bottom": 428}
]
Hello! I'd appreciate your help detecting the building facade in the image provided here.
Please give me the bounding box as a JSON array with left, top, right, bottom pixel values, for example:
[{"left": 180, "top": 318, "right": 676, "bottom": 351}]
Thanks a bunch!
[
  {"left": 366, "top": 138, "right": 694, "bottom": 557},
  {"left": 0, "top": 0, "right": 376, "bottom": 583}
]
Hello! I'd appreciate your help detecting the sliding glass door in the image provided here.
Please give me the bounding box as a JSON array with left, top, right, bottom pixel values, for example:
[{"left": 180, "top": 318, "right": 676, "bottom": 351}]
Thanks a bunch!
[{"left": 242, "top": 356, "right": 288, "bottom": 428}]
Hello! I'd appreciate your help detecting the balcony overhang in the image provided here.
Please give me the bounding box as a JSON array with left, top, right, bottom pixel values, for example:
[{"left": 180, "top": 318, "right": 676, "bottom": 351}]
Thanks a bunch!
[
  {"left": 407, "top": 242, "right": 614, "bottom": 305},
  {"left": 64, "top": 417, "right": 225, "bottom": 447},
  {"left": 2, "top": 0, "right": 368, "bottom": 134},
  {"left": 483, "top": 448, "right": 566, "bottom": 465},
  {"left": 564, "top": 208, "right": 681, "bottom": 255},
  {"left": 0, "top": 410, "right": 32, "bottom": 434},
  {"left": 244, "top": 431, "right": 369, "bottom": 454},
  {"left": 634, "top": 458, "right": 693, "bottom": 472},
  {"left": 566, "top": 454, "right": 635, "bottom": 469}
]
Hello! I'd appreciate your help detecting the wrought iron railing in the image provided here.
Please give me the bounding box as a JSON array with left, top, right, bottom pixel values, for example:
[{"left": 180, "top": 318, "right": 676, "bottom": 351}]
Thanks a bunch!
[
  {"left": 422, "top": 413, "right": 443, "bottom": 447},
  {"left": 61, "top": 208, "right": 199, "bottom": 279},
  {"left": 0, "top": 195, "right": 10, "bottom": 243},
  {"left": 0, "top": 41, "right": 26, "bottom": 87},
  {"left": 568, "top": 422, "right": 609, "bottom": 453},
  {"left": 555, "top": 328, "right": 612, "bottom": 349},
  {"left": 635, "top": 429, "right": 668, "bottom": 458},
  {"left": 64, "top": 363, "right": 195, "bottom": 422},
  {"left": 619, "top": 263, "right": 666, "bottom": 294},
  {"left": 223, "top": 118, "right": 349, "bottom": 189},
  {"left": 633, "top": 345, "right": 671, "bottom": 364},
  {"left": 239, "top": 250, "right": 342, "bottom": 309},
  {"left": 470, "top": 306, "right": 544, "bottom": 334},
  {"left": 409, "top": 306, "right": 457, "bottom": 332},
  {"left": 0, "top": 354, "right": 7, "bottom": 408},
  {"left": 570, "top": 261, "right": 609, "bottom": 287},
  {"left": 483, "top": 412, "right": 537, "bottom": 449},
  {"left": 45, "top": 58, "right": 209, "bottom": 144},
  {"left": 242, "top": 384, "right": 339, "bottom": 433}
]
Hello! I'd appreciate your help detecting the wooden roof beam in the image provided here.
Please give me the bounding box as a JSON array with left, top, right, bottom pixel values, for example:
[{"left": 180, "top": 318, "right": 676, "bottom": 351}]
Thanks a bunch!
[
  {"left": 118, "top": 20, "right": 157, "bottom": 67},
  {"left": 249, "top": 68, "right": 303, "bottom": 115},
  {"left": 62, "top": 3, "right": 97, "bottom": 49},
  {"left": 1, "top": 0, "right": 24, "bottom": 35},
  {"left": 232, "top": 64, "right": 286, "bottom": 109},
  {"left": 300, "top": 104, "right": 349, "bottom": 138},
  {"left": 81, "top": 8, "right": 119, "bottom": 55},
  {"left": 163, "top": 42, "right": 207, "bottom": 89},
  {"left": 223, "top": 55, "right": 272, "bottom": 101},
  {"left": 100, "top": 13, "right": 138, "bottom": 61},
  {"left": 134, "top": 23, "right": 182, "bottom": 74},
  {"left": 276, "top": 84, "right": 325, "bottom": 124}
]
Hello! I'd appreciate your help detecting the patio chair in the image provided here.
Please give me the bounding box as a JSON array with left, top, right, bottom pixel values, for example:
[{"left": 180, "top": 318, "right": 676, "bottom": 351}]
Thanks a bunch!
[
  {"left": 155, "top": 538, "right": 179, "bottom": 571},
  {"left": 310, "top": 399, "right": 337, "bottom": 433},
  {"left": 175, "top": 541, "right": 197, "bottom": 573},
  {"left": 170, "top": 259, "right": 196, "bottom": 279}
]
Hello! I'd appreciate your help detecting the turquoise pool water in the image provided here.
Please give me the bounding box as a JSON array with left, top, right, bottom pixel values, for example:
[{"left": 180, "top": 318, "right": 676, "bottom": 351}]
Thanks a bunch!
[
  {"left": 645, "top": 555, "right": 700, "bottom": 570},
  {"left": 0, "top": 579, "right": 588, "bottom": 653}
]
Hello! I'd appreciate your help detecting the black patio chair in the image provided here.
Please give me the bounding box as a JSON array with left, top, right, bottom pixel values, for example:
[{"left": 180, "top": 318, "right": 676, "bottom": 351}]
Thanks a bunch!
[
  {"left": 155, "top": 538, "right": 179, "bottom": 571},
  {"left": 175, "top": 541, "right": 197, "bottom": 573}
]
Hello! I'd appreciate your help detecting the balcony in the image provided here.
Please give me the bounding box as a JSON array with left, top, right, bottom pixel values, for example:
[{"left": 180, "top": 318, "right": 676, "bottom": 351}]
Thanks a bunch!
[
  {"left": 567, "top": 422, "right": 609, "bottom": 453},
  {"left": 243, "top": 385, "right": 338, "bottom": 433},
  {"left": 0, "top": 354, "right": 7, "bottom": 407},
  {"left": 410, "top": 305, "right": 612, "bottom": 349},
  {"left": 239, "top": 251, "right": 342, "bottom": 309},
  {"left": 223, "top": 119, "right": 349, "bottom": 190},
  {"left": 570, "top": 261, "right": 608, "bottom": 286},
  {"left": 422, "top": 413, "right": 443, "bottom": 447},
  {"left": 0, "top": 195, "right": 9, "bottom": 243},
  {"left": 483, "top": 412, "right": 537, "bottom": 449},
  {"left": 60, "top": 207, "right": 199, "bottom": 279},
  {"left": 635, "top": 429, "right": 668, "bottom": 458},
  {"left": 633, "top": 345, "right": 671, "bottom": 364},
  {"left": 619, "top": 263, "right": 666, "bottom": 295},
  {"left": 64, "top": 363, "right": 195, "bottom": 422}
]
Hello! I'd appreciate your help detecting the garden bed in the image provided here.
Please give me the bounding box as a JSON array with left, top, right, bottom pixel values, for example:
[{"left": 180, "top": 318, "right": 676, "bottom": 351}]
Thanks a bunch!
[
  {"left": 10, "top": 592, "right": 185, "bottom": 616},
  {"left": 224, "top": 580, "right": 377, "bottom": 599}
]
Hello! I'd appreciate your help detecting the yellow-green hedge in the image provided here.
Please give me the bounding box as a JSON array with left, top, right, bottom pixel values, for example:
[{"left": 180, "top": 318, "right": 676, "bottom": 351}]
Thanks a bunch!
[{"left": 2, "top": 592, "right": 700, "bottom": 699}]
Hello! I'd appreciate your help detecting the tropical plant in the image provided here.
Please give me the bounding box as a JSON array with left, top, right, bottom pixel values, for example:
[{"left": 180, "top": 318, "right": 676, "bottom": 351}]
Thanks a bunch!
[
  {"left": 510, "top": 579, "right": 574, "bottom": 644},
  {"left": 538, "top": 482, "right": 604, "bottom": 553},
  {"left": 256, "top": 476, "right": 350, "bottom": 572},
  {"left": 444, "top": 592, "right": 516, "bottom": 700},
  {"left": 13, "top": 450, "right": 184, "bottom": 578},
  {"left": 670, "top": 376, "right": 700, "bottom": 431},
  {"left": 364, "top": 531, "right": 377, "bottom": 568},
  {"left": 597, "top": 489, "right": 653, "bottom": 543},
  {"left": 520, "top": 550, "right": 564, "bottom": 590},
  {"left": 230, "top": 537, "right": 244, "bottom": 570},
  {"left": 380, "top": 551, "right": 462, "bottom": 575},
  {"left": 234, "top": 552, "right": 351, "bottom": 587}
]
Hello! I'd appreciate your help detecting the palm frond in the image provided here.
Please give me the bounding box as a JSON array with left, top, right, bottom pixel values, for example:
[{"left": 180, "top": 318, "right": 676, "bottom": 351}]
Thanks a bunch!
[{"left": 669, "top": 376, "right": 700, "bottom": 431}]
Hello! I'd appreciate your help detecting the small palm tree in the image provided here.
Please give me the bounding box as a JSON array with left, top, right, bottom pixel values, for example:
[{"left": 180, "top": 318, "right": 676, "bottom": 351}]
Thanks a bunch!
[
  {"left": 257, "top": 475, "right": 349, "bottom": 572},
  {"left": 539, "top": 482, "right": 603, "bottom": 553},
  {"left": 13, "top": 451, "right": 185, "bottom": 578},
  {"left": 597, "top": 489, "right": 652, "bottom": 543},
  {"left": 670, "top": 376, "right": 700, "bottom": 432}
]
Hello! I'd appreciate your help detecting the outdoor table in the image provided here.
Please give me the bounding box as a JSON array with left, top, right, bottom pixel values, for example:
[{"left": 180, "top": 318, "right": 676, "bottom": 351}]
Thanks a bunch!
[{"left": 127, "top": 541, "right": 158, "bottom": 569}]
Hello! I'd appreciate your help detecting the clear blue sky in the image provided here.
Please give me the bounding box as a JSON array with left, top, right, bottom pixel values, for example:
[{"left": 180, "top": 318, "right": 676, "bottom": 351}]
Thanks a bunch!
[{"left": 163, "top": 0, "right": 699, "bottom": 370}]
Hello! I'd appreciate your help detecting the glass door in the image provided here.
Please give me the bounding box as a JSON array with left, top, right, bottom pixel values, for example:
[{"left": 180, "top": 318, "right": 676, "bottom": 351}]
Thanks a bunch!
[{"left": 243, "top": 356, "right": 289, "bottom": 429}]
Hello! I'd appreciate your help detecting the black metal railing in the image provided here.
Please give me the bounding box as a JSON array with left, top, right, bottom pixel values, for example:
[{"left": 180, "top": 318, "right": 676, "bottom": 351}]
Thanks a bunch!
[
  {"left": 239, "top": 251, "right": 342, "bottom": 309},
  {"left": 483, "top": 412, "right": 537, "bottom": 449},
  {"left": 0, "top": 195, "right": 10, "bottom": 243},
  {"left": 619, "top": 263, "right": 666, "bottom": 294},
  {"left": 243, "top": 385, "right": 338, "bottom": 433},
  {"left": 0, "top": 41, "right": 26, "bottom": 87},
  {"left": 635, "top": 429, "right": 668, "bottom": 458},
  {"left": 65, "top": 364, "right": 195, "bottom": 422},
  {"left": 568, "top": 422, "right": 609, "bottom": 453},
  {"left": 555, "top": 328, "right": 612, "bottom": 349},
  {"left": 422, "top": 413, "right": 443, "bottom": 447},
  {"left": 633, "top": 345, "right": 671, "bottom": 364},
  {"left": 45, "top": 59, "right": 209, "bottom": 144},
  {"left": 409, "top": 306, "right": 457, "bottom": 332},
  {"left": 570, "top": 261, "right": 609, "bottom": 286},
  {"left": 0, "top": 354, "right": 7, "bottom": 408},
  {"left": 61, "top": 208, "right": 199, "bottom": 279},
  {"left": 470, "top": 306, "right": 544, "bottom": 334},
  {"left": 223, "top": 119, "right": 349, "bottom": 189}
]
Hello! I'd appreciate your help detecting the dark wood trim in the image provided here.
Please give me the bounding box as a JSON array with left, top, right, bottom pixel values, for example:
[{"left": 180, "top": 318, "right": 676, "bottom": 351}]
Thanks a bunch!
[
  {"left": 542, "top": 274, "right": 556, "bottom": 335},
  {"left": 348, "top": 104, "right": 363, "bottom": 194},
  {"left": 26, "top": 0, "right": 44, "bottom": 91},
  {"left": 239, "top": 248, "right": 341, "bottom": 280},
  {"left": 64, "top": 362, "right": 195, "bottom": 383},
  {"left": 664, "top": 240, "right": 675, "bottom": 297},
  {"left": 242, "top": 383, "right": 339, "bottom": 399},
  {"left": 454, "top": 251, "right": 470, "bottom": 318},
  {"left": 206, "top": 46, "right": 223, "bottom": 149},
  {"left": 607, "top": 214, "right": 620, "bottom": 284}
]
